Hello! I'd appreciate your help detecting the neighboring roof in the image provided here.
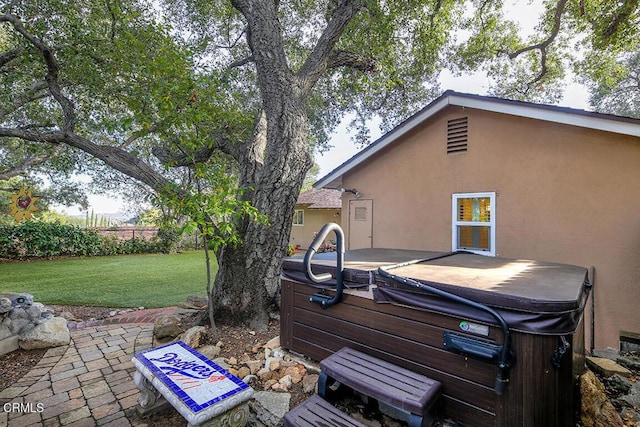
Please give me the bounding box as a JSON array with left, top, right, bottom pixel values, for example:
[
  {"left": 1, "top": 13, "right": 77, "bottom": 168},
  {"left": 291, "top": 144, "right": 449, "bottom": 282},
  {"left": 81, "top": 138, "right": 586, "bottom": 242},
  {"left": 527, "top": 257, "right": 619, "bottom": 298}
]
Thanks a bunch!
[
  {"left": 315, "top": 90, "right": 640, "bottom": 189},
  {"left": 296, "top": 188, "right": 342, "bottom": 209}
]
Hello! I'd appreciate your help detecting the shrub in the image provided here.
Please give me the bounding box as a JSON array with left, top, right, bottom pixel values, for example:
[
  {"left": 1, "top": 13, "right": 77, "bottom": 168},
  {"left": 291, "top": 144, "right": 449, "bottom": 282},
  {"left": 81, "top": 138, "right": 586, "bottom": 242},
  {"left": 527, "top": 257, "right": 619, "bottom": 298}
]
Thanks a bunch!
[
  {"left": 0, "top": 222, "right": 164, "bottom": 259},
  {"left": 156, "top": 225, "right": 181, "bottom": 254}
]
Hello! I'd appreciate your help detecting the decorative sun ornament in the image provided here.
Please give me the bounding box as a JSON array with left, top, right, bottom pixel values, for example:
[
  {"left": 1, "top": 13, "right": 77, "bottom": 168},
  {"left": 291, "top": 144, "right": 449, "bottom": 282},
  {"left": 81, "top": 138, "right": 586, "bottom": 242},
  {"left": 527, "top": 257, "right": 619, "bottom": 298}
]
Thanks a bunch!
[{"left": 9, "top": 186, "right": 39, "bottom": 222}]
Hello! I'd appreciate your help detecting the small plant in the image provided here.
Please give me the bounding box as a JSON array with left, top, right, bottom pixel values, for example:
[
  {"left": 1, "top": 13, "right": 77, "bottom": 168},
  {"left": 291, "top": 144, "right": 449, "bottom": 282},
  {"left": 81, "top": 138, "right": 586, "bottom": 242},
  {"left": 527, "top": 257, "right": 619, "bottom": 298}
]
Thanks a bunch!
[{"left": 286, "top": 244, "right": 300, "bottom": 256}]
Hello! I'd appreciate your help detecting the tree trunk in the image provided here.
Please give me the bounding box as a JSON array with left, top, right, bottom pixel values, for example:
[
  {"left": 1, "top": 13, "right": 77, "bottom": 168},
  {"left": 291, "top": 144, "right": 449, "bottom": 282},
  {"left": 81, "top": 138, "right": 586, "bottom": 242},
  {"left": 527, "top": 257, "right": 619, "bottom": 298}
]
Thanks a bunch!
[
  {"left": 211, "top": 0, "right": 364, "bottom": 329},
  {"left": 212, "top": 96, "right": 312, "bottom": 330}
]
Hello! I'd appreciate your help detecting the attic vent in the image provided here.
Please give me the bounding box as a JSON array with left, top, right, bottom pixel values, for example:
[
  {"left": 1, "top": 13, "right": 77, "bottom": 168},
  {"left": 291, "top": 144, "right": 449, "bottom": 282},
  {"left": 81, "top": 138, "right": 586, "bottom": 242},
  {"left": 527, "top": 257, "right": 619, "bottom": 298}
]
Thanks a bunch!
[{"left": 447, "top": 117, "right": 468, "bottom": 154}]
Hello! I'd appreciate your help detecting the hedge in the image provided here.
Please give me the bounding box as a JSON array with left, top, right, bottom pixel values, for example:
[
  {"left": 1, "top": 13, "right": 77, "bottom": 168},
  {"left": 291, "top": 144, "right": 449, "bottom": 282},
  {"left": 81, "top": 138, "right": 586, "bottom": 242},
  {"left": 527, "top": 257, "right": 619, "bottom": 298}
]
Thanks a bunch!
[{"left": 0, "top": 222, "right": 161, "bottom": 259}]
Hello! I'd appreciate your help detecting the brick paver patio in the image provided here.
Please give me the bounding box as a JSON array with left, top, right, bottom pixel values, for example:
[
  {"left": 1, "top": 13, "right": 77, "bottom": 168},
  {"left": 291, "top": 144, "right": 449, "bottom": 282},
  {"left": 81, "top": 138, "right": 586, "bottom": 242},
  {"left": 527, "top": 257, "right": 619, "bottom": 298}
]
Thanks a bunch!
[{"left": 0, "top": 308, "right": 174, "bottom": 427}]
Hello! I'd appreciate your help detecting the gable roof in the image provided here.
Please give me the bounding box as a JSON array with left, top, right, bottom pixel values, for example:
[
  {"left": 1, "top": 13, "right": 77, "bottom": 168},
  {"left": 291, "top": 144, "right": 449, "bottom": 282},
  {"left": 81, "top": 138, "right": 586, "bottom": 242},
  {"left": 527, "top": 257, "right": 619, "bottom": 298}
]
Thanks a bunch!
[
  {"left": 296, "top": 188, "right": 342, "bottom": 209},
  {"left": 315, "top": 90, "right": 640, "bottom": 189}
]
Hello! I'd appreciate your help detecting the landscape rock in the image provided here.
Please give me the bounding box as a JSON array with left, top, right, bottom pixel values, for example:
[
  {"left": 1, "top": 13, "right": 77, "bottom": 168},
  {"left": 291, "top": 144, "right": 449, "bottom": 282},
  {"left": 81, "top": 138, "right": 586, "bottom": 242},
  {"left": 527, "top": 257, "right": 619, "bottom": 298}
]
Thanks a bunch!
[
  {"left": 153, "top": 315, "right": 184, "bottom": 339},
  {"left": 173, "top": 307, "right": 207, "bottom": 327},
  {"left": 592, "top": 347, "right": 620, "bottom": 361},
  {"left": 237, "top": 366, "right": 251, "bottom": 379},
  {"left": 619, "top": 382, "right": 640, "bottom": 409},
  {"left": 213, "top": 357, "right": 231, "bottom": 370},
  {"left": 257, "top": 368, "right": 274, "bottom": 381},
  {"left": 59, "top": 311, "right": 79, "bottom": 322},
  {"left": 263, "top": 379, "right": 278, "bottom": 390},
  {"left": 587, "top": 356, "right": 632, "bottom": 378},
  {"left": 287, "top": 353, "right": 322, "bottom": 374},
  {"left": 0, "top": 298, "right": 12, "bottom": 314},
  {"left": 283, "top": 365, "right": 305, "bottom": 384},
  {"left": 32, "top": 302, "right": 53, "bottom": 317},
  {"left": 9, "top": 308, "right": 29, "bottom": 320},
  {"left": 278, "top": 374, "right": 293, "bottom": 389},
  {"left": 9, "top": 317, "right": 31, "bottom": 335},
  {"left": 18, "top": 317, "right": 70, "bottom": 350},
  {"left": 267, "top": 359, "right": 282, "bottom": 371},
  {"left": 302, "top": 373, "right": 319, "bottom": 394},
  {"left": 246, "top": 359, "right": 263, "bottom": 375},
  {"left": 9, "top": 293, "right": 34, "bottom": 308},
  {"left": 264, "top": 336, "right": 280, "bottom": 350},
  {"left": 180, "top": 326, "right": 208, "bottom": 348},
  {"left": 271, "top": 382, "right": 288, "bottom": 392},
  {"left": 243, "top": 374, "right": 258, "bottom": 385},
  {"left": 580, "top": 370, "right": 624, "bottom": 427},
  {"left": 249, "top": 391, "right": 291, "bottom": 427},
  {"left": 271, "top": 347, "right": 286, "bottom": 359},
  {"left": 197, "top": 345, "right": 221, "bottom": 360},
  {"left": 279, "top": 360, "right": 297, "bottom": 368},
  {"left": 617, "top": 355, "right": 640, "bottom": 371},
  {"left": 27, "top": 305, "right": 49, "bottom": 320},
  {"left": 0, "top": 325, "right": 12, "bottom": 341},
  {"left": 187, "top": 295, "right": 208, "bottom": 306},
  {"left": 605, "top": 374, "right": 634, "bottom": 395}
]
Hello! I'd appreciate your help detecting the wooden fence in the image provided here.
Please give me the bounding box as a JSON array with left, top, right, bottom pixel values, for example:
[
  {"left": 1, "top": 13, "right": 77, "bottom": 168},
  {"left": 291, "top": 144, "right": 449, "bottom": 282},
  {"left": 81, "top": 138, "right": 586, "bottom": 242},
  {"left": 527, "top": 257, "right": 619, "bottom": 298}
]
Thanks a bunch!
[{"left": 90, "top": 226, "right": 159, "bottom": 241}]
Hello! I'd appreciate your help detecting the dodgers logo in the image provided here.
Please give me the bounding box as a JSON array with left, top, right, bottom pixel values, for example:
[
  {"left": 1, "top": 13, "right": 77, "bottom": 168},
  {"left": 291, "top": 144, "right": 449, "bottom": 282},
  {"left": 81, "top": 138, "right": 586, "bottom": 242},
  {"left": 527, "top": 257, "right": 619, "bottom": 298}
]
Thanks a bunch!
[{"left": 149, "top": 352, "right": 215, "bottom": 379}]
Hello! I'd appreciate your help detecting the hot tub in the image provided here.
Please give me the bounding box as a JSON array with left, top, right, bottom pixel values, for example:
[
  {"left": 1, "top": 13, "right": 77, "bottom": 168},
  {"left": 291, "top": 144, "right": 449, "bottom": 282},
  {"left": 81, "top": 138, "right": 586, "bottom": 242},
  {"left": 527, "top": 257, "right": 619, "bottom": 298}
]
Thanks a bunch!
[{"left": 280, "top": 248, "right": 591, "bottom": 427}]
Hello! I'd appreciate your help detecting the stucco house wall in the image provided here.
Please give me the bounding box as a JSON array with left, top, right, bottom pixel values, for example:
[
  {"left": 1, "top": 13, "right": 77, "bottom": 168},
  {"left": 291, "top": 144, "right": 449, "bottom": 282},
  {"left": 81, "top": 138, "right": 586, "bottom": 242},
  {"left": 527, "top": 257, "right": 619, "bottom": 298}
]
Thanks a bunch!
[
  {"left": 326, "top": 96, "right": 639, "bottom": 350},
  {"left": 289, "top": 189, "right": 342, "bottom": 250},
  {"left": 290, "top": 206, "right": 341, "bottom": 249}
]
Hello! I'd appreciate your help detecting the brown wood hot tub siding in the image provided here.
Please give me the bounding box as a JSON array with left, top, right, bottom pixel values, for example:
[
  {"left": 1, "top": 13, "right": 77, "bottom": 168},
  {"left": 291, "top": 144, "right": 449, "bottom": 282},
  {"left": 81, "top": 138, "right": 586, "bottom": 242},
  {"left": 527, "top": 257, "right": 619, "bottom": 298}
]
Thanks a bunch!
[{"left": 280, "top": 278, "right": 585, "bottom": 427}]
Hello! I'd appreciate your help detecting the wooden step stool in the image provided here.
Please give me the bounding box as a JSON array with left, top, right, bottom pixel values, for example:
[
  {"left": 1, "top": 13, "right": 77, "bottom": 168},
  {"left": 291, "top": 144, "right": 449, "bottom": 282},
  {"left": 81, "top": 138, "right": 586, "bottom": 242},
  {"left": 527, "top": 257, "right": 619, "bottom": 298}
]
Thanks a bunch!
[{"left": 319, "top": 347, "right": 441, "bottom": 427}]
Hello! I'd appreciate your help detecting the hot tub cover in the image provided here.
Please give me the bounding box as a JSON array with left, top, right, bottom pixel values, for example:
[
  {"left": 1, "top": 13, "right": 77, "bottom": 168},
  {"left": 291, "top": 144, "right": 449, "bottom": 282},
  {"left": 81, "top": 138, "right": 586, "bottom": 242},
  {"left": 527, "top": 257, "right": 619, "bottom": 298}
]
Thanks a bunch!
[{"left": 281, "top": 249, "right": 591, "bottom": 335}]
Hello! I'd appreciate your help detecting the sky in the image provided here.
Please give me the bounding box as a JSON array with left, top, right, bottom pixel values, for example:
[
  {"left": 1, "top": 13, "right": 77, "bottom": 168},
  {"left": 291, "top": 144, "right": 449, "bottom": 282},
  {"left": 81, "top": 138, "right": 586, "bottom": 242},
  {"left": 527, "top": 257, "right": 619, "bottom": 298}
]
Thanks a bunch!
[{"left": 54, "top": 1, "right": 591, "bottom": 216}]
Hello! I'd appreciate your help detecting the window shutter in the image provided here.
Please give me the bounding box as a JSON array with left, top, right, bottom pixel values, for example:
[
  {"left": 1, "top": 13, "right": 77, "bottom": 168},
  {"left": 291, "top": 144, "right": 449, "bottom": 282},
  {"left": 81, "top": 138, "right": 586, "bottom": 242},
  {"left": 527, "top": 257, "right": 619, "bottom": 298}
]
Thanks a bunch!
[{"left": 447, "top": 117, "right": 468, "bottom": 154}]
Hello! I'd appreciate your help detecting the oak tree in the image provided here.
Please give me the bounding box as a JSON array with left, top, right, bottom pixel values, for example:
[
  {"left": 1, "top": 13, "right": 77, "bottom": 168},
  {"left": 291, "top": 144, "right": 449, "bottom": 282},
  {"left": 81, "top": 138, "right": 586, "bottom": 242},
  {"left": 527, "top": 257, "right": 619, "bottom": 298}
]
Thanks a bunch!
[{"left": 2, "top": 0, "right": 637, "bottom": 329}]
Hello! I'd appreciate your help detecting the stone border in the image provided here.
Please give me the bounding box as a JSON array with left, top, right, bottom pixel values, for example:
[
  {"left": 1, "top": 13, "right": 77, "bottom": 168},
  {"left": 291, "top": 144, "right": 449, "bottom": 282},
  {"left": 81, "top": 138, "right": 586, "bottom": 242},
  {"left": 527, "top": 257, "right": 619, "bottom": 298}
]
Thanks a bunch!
[{"left": 68, "top": 307, "right": 176, "bottom": 331}]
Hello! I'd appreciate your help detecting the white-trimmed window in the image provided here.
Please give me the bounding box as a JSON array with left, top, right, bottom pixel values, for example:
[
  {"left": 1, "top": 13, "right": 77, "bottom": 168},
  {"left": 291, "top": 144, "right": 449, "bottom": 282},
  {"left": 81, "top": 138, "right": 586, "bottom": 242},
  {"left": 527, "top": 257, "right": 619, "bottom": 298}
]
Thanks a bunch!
[
  {"left": 293, "top": 210, "right": 304, "bottom": 226},
  {"left": 452, "top": 192, "right": 496, "bottom": 256}
]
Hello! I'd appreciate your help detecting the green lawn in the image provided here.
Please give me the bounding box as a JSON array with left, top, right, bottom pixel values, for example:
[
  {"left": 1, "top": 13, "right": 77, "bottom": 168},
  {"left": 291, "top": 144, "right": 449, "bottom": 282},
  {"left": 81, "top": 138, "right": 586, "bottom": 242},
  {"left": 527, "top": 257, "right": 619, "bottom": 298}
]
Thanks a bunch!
[{"left": 0, "top": 251, "right": 213, "bottom": 308}]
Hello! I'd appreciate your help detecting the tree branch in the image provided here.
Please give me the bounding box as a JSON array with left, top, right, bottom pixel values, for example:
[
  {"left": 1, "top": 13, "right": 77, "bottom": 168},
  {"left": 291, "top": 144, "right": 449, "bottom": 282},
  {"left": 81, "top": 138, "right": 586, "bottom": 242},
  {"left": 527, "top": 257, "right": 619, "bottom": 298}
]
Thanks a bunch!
[
  {"left": 0, "top": 82, "right": 49, "bottom": 120},
  {"left": 227, "top": 55, "right": 254, "bottom": 69},
  {"left": 119, "top": 123, "right": 162, "bottom": 149},
  {"left": 507, "top": 0, "right": 568, "bottom": 86},
  {"left": 297, "top": 0, "right": 363, "bottom": 91},
  {"left": 152, "top": 144, "right": 217, "bottom": 166},
  {"left": 600, "top": 0, "right": 638, "bottom": 43},
  {"left": 1, "top": 14, "right": 77, "bottom": 132},
  {"left": 327, "top": 49, "right": 379, "bottom": 72},
  {"left": 0, "top": 126, "right": 173, "bottom": 193},
  {"left": 0, "top": 46, "right": 24, "bottom": 68},
  {"left": 0, "top": 144, "right": 65, "bottom": 180}
]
